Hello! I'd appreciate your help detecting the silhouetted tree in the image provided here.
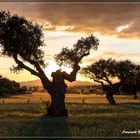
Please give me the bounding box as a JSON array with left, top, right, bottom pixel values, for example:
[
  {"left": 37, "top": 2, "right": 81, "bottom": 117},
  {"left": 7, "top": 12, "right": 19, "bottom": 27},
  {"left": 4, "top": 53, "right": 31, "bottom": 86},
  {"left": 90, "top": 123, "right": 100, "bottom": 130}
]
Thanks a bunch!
[
  {"left": 81, "top": 59, "right": 140, "bottom": 104},
  {"left": 0, "top": 11, "right": 99, "bottom": 116},
  {"left": 81, "top": 58, "right": 119, "bottom": 105},
  {"left": 0, "top": 75, "right": 13, "bottom": 96},
  {"left": 135, "top": 65, "right": 140, "bottom": 93},
  {"left": 117, "top": 60, "right": 139, "bottom": 99},
  {"left": 0, "top": 75, "right": 26, "bottom": 96}
]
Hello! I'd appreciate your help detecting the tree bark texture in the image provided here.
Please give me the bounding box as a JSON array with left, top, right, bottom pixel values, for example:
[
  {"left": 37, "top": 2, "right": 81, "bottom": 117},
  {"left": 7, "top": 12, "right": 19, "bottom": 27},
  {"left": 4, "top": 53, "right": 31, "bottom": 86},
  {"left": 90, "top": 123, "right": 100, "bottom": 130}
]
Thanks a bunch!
[{"left": 47, "top": 70, "right": 68, "bottom": 116}]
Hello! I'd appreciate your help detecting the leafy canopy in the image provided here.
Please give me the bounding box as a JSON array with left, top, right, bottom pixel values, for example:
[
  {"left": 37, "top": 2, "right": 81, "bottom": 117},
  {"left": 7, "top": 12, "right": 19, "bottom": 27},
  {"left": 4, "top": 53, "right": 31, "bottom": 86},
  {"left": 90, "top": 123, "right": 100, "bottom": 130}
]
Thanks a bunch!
[
  {"left": 0, "top": 11, "right": 45, "bottom": 71},
  {"left": 0, "top": 75, "right": 26, "bottom": 95},
  {"left": 81, "top": 58, "right": 117, "bottom": 85},
  {"left": 81, "top": 58, "right": 140, "bottom": 86},
  {"left": 116, "top": 60, "right": 136, "bottom": 83},
  {"left": 54, "top": 35, "right": 99, "bottom": 68}
]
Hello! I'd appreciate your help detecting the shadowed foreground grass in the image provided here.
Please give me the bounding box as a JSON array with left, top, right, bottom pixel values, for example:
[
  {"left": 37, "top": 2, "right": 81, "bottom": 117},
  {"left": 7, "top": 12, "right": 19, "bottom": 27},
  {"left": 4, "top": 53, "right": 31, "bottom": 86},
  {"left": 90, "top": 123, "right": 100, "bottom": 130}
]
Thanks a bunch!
[{"left": 0, "top": 103, "right": 140, "bottom": 137}]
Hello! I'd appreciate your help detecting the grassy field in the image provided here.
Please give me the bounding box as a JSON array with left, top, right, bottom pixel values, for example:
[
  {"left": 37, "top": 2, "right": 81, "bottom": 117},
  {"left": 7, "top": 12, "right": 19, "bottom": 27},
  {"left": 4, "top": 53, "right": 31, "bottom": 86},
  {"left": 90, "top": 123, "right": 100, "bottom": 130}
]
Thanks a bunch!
[
  {"left": 1, "top": 92, "right": 140, "bottom": 104},
  {"left": 0, "top": 92, "right": 140, "bottom": 137}
]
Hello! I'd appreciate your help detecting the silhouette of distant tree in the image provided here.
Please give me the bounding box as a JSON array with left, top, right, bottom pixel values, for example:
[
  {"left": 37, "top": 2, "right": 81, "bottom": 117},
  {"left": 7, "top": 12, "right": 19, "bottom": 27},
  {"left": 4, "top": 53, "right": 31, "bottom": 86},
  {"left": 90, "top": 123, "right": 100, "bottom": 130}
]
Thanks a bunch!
[
  {"left": 0, "top": 75, "right": 13, "bottom": 96},
  {"left": 81, "top": 58, "right": 140, "bottom": 104},
  {"left": 0, "top": 11, "right": 99, "bottom": 116},
  {"left": 0, "top": 75, "right": 26, "bottom": 96},
  {"left": 81, "top": 58, "right": 119, "bottom": 105},
  {"left": 117, "top": 60, "right": 140, "bottom": 99}
]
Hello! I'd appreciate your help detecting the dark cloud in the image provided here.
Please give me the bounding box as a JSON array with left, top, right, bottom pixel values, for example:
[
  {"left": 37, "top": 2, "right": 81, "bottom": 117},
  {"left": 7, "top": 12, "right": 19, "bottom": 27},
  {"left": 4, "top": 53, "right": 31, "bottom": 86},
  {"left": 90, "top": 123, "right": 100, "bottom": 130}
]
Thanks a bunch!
[{"left": 0, "top": 3, "right": 140, "bottom": 39}]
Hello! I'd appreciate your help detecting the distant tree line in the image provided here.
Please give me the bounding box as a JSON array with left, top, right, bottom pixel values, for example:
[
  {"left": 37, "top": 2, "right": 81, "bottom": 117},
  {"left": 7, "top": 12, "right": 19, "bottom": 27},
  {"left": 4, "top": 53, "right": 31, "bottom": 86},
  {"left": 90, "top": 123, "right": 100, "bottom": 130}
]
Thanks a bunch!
[
  {"left": 66, "top": 85, "right": 102, "bottom": 94},
  {"left": 0, "top": 75, "right": 27, "bottom": 97}
]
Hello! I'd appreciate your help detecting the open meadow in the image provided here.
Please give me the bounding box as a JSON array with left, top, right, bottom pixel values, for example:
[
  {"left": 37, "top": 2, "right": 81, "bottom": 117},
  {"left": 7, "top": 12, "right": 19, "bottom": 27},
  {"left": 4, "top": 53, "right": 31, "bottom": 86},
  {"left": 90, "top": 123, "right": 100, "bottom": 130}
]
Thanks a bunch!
[{"left": 0, "top": 92, "right": 140, "bottom": 137}]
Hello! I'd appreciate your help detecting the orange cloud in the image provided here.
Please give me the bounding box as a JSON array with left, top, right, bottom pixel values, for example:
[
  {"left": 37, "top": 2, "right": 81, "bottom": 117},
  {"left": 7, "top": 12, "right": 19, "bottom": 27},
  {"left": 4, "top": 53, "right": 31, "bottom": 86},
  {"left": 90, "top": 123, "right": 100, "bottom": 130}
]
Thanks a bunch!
[
  {"left": 0, "top": 3, "right": 140, "bottom": 39},
  {"left": 83, "top": 52, "right": 140, "bottom": 64}
]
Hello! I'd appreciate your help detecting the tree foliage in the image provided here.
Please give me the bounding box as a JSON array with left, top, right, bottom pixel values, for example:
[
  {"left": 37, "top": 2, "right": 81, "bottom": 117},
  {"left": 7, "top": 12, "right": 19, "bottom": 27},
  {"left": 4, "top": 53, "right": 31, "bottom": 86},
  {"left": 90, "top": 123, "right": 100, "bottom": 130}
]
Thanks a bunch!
[
  {"left": 116, "top": 60, "right": 136, "bottom": 84},
  {"left": 81, "top": 58, "right": 140, "bottom": 85},
  {"left": 54, "top": 35, "right": 99, "bottom": 68},
  {"left": 0, "top": 11, "right": 45, "bottom": 73},
  {"left": 116, "top": 61, "right": 140, "bottom": 94},
  {"left": 81, "top": 58, "right": 140, "bottom": 95},
  {"left": 81, "top": 58, "right": 117, "bottom": 85},
  {"left": 0, "top": 75, "right": 26, "bottom": 96}
]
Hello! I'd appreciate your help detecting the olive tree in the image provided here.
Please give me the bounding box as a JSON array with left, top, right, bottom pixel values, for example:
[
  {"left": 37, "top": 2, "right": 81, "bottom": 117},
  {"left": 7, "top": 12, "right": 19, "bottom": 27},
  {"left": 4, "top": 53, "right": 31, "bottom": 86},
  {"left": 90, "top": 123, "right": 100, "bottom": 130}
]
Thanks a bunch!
[
  {"left": 81, "top": 58, "right": 140, "bottom": 104},
  {"left": 81, "top": 58, "right": 119, "bottom": 105},
  {"left": 0, "top": 11, "right": 99, "bottom": 116},
  {"left": 117, "top": 60, "right": 139, "bottom": 99}
]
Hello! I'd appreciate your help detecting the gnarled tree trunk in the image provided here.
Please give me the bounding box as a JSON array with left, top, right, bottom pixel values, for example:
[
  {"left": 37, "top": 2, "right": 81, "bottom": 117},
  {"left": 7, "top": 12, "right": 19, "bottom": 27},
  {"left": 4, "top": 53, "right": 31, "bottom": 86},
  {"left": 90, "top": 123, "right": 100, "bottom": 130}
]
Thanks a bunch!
[
  {"left": 47, "top": 89, "right": 68, "bottom": 116},
  {"left": 40, "top": 64, "right": 80, "bottom": 116},
  {"left": 46, "top": 70, "right": 68, "bottom": 116}
]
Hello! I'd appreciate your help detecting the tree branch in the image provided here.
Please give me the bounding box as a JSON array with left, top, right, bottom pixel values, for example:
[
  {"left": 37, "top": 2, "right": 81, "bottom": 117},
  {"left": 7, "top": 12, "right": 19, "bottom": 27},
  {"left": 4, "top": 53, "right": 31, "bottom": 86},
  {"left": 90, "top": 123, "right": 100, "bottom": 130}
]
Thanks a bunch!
[
  {"left": 13, "top": 54, "right": 40, "bottom": 77},
  {"left": 102, "top": 77, "right": 112, "bottom": 85},
  {"left": 75, "top": 52, "right": 89, "bottom": 65},
  {"left": 94, "top": 79, "right": 104, "bottom": 86},
  {"left": 64, "top": 52, "right": 90, "bottom": 82},
  {"left": 26, "top": 59, "right": 52, "bottom": 90},
  {"left": 13, "top": 54, "right": 52, "bottom": 93},
  {"left": 63, "top": 64, "right": 80, "bottom": 82},
  {"left": 25, "top": 59, "right": 44, "bottom": 75},
  {"left": 79, "top": 52, "right": 89, "bottom": 60},
  {"left": 104, "top": 76, "right": 112, "bottom": 85}
]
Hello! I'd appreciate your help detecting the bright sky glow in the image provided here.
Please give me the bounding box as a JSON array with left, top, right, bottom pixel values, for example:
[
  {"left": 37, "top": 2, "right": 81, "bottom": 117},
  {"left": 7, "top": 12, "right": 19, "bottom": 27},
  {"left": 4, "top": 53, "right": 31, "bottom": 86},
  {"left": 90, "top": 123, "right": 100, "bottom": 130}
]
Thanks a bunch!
[
  {"left": 116, "top": 25, "right": 129, "bottom": 33},
  {"left": 1, "top": 30, "right": 140, "bottom": 82},
  {"left": 0, "top": 3, "right": 140, "bottom": 82}
]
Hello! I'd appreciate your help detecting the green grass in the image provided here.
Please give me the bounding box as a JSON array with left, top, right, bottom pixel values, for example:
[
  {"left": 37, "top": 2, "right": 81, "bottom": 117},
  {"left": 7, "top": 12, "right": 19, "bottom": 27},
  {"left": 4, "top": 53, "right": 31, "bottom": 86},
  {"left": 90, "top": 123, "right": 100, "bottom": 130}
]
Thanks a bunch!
[{"left": 0, "top": 103, "right": 140, "bottom": 137}]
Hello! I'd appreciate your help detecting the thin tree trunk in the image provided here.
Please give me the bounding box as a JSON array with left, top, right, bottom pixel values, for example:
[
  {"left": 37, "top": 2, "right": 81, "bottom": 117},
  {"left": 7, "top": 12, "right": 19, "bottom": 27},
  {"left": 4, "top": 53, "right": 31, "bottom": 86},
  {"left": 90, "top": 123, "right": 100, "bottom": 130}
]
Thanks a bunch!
[
  {"left": 134, "top": 92, "right": 137, "bottom": 99},
  {"left": 102, "top": 84, "right": 117, "bottom": 105},
  {"left": 106, "top": 92, "right": 117, "bottom": 105}
]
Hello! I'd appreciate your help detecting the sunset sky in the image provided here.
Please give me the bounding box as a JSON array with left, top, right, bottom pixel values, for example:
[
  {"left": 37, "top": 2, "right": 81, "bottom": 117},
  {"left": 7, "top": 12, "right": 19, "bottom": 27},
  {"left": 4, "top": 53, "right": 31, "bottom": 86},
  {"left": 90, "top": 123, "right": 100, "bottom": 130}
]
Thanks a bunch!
[{"left": 0, "top": 2, "right": 140, "bottom": 82}]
